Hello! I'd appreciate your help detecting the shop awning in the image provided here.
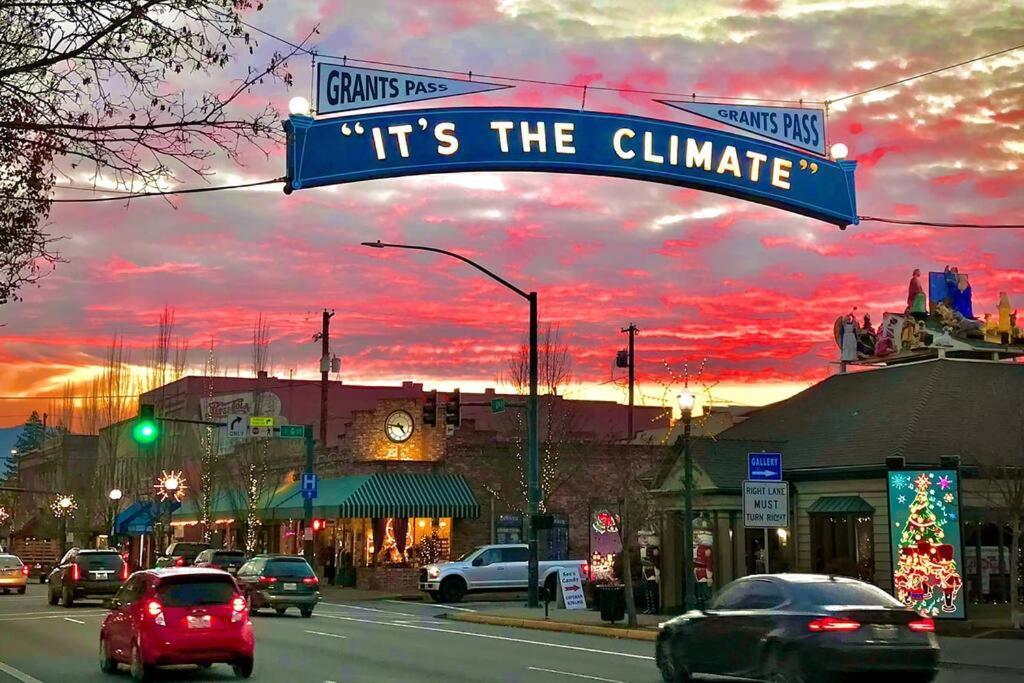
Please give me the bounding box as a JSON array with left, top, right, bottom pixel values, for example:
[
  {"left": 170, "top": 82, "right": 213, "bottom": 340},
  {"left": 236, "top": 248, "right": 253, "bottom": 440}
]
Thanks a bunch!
[
  {"left": 172, "top": 482, "right": 296, "bottom": 523},
  {"left": 116, "top": 500, "right": 179, "bottom": 535},
  {"left": 267, "top": 476, "right": 371, "bottom": 520},
  {"left": 338, "top": 473, "right": 479, "bottom": 519},
  {"left": 807, "top": 496, "right": 875, "bottom": 515}
]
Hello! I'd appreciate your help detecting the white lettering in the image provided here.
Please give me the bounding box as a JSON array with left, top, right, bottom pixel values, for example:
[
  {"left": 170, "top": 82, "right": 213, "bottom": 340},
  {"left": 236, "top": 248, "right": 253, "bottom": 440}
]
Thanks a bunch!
[
  {"left": 686, "top": 138, "right": 713, "bottom": 170},
  {"left": 490, "top": 121, "right": 514, "bottom": 153},
  {"left": 716, "top": 145, "right": 741, "bottom": 177},
  {"left": 643, "top": 132, "right": 664, "bottom": 164},
  {"left": 371, "top": 127, "right": 387, "bottom": 160},
  {"left": 668, "top": 135, "right": 679, "bottom": 166},
  {"left": 746, "top": 152, "right": 768, "bottom": 182},
  {"left": 520, "top": 121, "right": 547, "bottom": 153},
  {"left": 772, "top": 158, "right": 792, "bottom": 190},
  {"left": 387, "top": 124, "right": 413, "bottom": 158},
  {"left": 613, "top": 128, "right": 636, "bottom": 160},
  {"left": 554, "top": 122, "right": 576, "bottom": 154},
  {"left": 434, "top": 122, "right": 459, "bottom": 156}
]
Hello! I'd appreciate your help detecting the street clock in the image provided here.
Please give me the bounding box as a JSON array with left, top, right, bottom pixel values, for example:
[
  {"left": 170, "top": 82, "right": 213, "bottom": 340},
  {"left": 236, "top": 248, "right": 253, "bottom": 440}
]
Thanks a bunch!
[{"left": 384, "top": 410, "right": 414, "bottom": 443}]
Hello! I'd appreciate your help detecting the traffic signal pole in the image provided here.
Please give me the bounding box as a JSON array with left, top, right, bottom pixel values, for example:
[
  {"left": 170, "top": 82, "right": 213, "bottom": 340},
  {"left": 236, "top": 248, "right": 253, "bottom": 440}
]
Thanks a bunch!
[{"left": 304, "top": 424, "right": 314, "bottom": 565}]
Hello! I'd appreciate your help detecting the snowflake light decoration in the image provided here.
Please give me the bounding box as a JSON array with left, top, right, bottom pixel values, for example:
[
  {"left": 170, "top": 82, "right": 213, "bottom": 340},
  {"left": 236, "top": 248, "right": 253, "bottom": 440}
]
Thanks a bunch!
[
  {"left": 154, "top": 470, "right": 188, "bottom": 503},
  {"left": 50, "top": 494, "right": 77, "bottom": 518},
  {"left": 638, "top": 357, "right": 720, "bottom": 445}
]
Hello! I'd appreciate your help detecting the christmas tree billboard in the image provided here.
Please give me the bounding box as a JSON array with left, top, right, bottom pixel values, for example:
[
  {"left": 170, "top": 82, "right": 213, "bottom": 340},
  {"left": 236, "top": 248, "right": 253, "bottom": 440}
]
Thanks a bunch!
[{"left": 887, "top": 469, "right": 965, "bottom": 619}]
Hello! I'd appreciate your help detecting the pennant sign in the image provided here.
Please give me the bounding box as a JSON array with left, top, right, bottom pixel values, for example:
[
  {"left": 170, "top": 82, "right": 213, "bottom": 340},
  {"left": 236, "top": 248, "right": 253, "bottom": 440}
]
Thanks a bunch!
[
  {"left": 659, "top": 100, "right": 826, "bottom": 156},
  {"left": 315, "top": 63, "right": 512, "bottom": 116}
]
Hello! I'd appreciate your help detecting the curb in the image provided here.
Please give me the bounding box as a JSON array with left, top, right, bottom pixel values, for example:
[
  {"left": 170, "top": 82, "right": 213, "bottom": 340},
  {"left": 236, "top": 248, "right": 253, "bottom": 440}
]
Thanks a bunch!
[{"left": 445, "top": 612, "right": 658, "bottom": 641}]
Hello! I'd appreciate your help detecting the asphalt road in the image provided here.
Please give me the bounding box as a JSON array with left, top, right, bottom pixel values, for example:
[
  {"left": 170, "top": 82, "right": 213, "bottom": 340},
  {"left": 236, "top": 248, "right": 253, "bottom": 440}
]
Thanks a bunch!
[{"left": 0, "top": 584, "right": 1017, "bottom": 683}]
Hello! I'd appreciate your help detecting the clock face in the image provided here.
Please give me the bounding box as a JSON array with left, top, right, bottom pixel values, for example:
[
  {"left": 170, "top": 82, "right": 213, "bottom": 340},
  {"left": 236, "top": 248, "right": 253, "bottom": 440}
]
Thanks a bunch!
[{"left": 384, "top": 410, "right": 414, "bottom": 443}]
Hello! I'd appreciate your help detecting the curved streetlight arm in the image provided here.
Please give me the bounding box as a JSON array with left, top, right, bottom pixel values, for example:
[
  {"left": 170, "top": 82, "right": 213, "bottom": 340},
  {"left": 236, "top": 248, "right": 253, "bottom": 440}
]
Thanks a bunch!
[{"left": 361, "top": 241, "right": 531, "bottom": 301}]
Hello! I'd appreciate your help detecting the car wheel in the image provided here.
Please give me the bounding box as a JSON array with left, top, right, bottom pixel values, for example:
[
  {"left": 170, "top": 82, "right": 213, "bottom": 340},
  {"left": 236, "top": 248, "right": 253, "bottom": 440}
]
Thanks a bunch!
[
  {"left": 39, "top": 576, "right": 46, "bottom": 584},
  {"left": 232, "top": 657, "right": 254, "bottom": 679},
  {"left": 427, "top": 590, "right": 441, "bottom": 602},
  {"left": 99, "top": 636, "right": 117, "bottom": 674},
  {"left": 62, "top": 586, "right": 74, "bottom": 608},
  {"left": 1, "top": 588, "right": 8, "bottom": 594},
  {"left": 275, "top": 607, "right": 287, "bottom": 615},
  {"left": 438, "top": 577, "right": 466, "bottom": 603},
  {"left": 48, "top": 586, "right": 58, "bottom": 606},
  {"left": 17, "top": 586, "right": 25, "bottom": 595},
  {"left": 656, "top": 634, "right": 690, "bottom": 683},
  {"left": 300, "top": 607, "right": 314, "bottom": 618},
  {"left": 130, "top": 642, "right": 150, "bottom": 682},
  {"left": 544, "top": 575, "right": 557, "bottom": 601},
  {"left": 763, "top": 648, "right": 805, "bottom": 683}
]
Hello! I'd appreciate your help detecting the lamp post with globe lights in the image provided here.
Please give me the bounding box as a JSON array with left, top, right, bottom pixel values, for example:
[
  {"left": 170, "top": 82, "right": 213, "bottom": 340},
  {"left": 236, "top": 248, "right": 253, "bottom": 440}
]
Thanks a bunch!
[
  {"left": 51, "top": 494, "right": 77, "bottom": 555},
  {"left": 674, "top": 392, "right": 696, "bottom": 611},
  {"left": 107, "top": 488, "right": 123, "bottom": 542}
]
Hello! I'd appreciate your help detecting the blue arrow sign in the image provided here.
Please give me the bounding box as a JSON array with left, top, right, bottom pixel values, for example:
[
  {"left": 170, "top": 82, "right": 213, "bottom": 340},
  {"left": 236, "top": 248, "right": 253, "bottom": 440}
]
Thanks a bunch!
[
  {"left": 748, "top": 453, "right": 782, "bottom": 481},
  {"left": 316, "top": 63, "right": 512, "bottom": 116}
]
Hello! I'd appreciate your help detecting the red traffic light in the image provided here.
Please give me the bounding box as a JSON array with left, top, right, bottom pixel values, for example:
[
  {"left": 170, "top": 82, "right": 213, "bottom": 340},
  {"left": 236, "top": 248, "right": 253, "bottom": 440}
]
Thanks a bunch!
[{"left": 311, "top": 519, "right": 326, "bottom": 532}]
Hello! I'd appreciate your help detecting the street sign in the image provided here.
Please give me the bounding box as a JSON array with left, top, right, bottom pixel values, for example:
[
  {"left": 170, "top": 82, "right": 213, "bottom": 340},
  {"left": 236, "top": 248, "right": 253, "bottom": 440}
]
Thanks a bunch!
[
  {"left": 300, "top": 472, "right": 318, "bottom": 500},
  {"left": 249, "top": 426, "right": 272, "bottom": 438},
  {"left": 278, "top": 425, "right": 305, "bottom": 439},
  {"left": 742, "top": 480, "right": 789, "bottom": 528},
  {"left": 747, "top": 452, "right": 782, "bottom": 481},
  {"left": 660, "top": 101, "right": 827, "bottom": 156},
  {"left": 490, "top": 398, "right": 506, "bottom": 414},
  {"left": 558, "top": 567, "right": 586, "bottom": 610},
  {"left": 249, "top": 416, "right": 274, "bottom": 427},
  {"left": 226, "top": 414, "right": 246, "bottom": 439}
]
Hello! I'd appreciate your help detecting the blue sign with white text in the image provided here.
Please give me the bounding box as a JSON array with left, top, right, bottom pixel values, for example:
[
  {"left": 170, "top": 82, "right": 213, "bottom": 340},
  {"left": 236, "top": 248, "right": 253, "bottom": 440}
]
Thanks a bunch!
[
  {"left": 316, "top": 63, "right": 512, "bottom": 116},
  {"left": 301, "top": 472, "right": 318, "bottom": 500},
  {"left": 661, "top": 101, "right": 827, "bottom": 156},
  {"left": 748, "top": 453, "right": 782, "bottom": 481},
  {"left": 285, "top": 107, "right": 858, "bottom": 226}
]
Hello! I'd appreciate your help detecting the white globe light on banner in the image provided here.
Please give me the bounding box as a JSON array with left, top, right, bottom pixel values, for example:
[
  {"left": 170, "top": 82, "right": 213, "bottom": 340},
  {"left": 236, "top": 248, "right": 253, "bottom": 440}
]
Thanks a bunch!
[
  {"left": 830, "top": 142, "right": 849, "bottom": 160},
  {"left": 288, "top": 96, "right": 311, "bottom": 116}
]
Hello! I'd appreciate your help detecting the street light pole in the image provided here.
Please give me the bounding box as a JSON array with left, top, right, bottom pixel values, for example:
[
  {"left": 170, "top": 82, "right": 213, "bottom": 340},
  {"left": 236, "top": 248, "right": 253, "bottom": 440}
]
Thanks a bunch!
[
  {"left": 361, "top": 240, "right": 542, "bottom": 607},
  {"left": 676, "top": 393, "right": 696, "bottom": 612}
]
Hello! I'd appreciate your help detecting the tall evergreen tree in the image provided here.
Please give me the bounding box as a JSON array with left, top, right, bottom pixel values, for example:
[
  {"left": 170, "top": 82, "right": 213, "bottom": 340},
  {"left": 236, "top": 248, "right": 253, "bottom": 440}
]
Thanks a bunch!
[{"left": 4, "top": 411, "right": 45, "bottom": 481}]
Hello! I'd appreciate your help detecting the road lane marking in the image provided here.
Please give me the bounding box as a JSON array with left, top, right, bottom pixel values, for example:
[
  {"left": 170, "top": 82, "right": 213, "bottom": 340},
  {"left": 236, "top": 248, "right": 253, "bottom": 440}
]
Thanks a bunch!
[
  {"left": 62, "top": 617, "right": 85, "bottom": 624},
  {"left": 0, "top": 660, "right": 44, "bottom": 683},
  {"left": 528, "top": 667, "right": 625, "bottom": 682},
  {"left": 314, "top": 613, "right": 654, "bottom": 661},
  {"left": 304, "top": 630, "right": 347, "bottom": 639},
  {"left": 320, "top": 602, "right": 416, "bottom": 617},
  {"left": 0, "top": 611, "right": 106, "bottom": 622},
  {"left": 388, "top": 599, "right": 476, "bottom": 612}
]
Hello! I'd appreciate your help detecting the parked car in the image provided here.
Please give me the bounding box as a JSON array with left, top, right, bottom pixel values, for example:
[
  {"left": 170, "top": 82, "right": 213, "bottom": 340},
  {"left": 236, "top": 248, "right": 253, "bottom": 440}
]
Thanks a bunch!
[
  {"left": 47, "top": 549, "right": 128, "bottom": 607},
  {"left": 235, "top": 555, "right": 320, "bottom": 617},
  {"left": 194, "top": 549, "right": 247, "bottom": 574},
  {"left": 0, "top": 554, "right": 29, "bottom": 594},
  {"left": 419, "top": 544, "right": 590, "bottom": 603},
  {"left": 655, "top": 573, "right": 940, "bottom": 683},
  {"left": 99, "top": 567, "right": 254, "bottom": 680},
  {"left": 155, "top": 542, "right": 210, "bottom": 568}
]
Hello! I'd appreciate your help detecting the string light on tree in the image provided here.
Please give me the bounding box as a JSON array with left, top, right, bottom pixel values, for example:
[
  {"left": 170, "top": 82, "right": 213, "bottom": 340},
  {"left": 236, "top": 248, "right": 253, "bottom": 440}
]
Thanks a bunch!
[
  {"left": 0, "top": 506, "right": 9, "bottom": 526},
  {"left": 154, "top": 470, "right": 188, "bottom": 503},
  {"left": 50, "top": 494, "right": 77, "bottom": 518}
]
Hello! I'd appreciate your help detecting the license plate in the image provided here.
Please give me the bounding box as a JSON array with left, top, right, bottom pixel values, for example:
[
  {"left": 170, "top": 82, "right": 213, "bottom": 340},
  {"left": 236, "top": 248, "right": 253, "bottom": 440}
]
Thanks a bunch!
[
  {"left": 283, "top": 582, "right": 297, "bottom": 591},
  {"left": 187, "top": 615, "right": 212, "bottom": 629},
  {"left": 872, "top": 625, "right": 897, "bottom": 639}
]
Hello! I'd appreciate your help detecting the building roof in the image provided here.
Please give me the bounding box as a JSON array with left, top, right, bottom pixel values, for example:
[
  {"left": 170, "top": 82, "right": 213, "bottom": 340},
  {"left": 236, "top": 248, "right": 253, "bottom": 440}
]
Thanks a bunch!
[
  {"left": 657, "top": 437, "right": 785, "bottom": 491},
  {"left": 806, "top": 496, "right": 875, "bottom": 514},
  {"left": 718, "top": 359, "right": 1023, "bottom": 472}
]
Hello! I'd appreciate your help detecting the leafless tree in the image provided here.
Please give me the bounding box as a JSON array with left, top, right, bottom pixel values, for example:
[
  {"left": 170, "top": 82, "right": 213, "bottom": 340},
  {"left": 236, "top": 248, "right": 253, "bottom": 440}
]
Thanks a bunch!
[
  {"left": 0, "top": 1, "right": 308, "bottom": 305},
  {"left": 251, "top": 313, "right": 271, "bottom": 380},
  {"left": 197, "top": 338, "right": 220, "bottom": 543}
]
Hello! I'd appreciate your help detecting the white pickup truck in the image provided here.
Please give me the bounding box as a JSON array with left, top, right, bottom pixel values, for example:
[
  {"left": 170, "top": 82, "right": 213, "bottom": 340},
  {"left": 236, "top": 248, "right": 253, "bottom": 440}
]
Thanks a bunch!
[{"left": 419, "top": 543, "right": 589, "bottom": 603}]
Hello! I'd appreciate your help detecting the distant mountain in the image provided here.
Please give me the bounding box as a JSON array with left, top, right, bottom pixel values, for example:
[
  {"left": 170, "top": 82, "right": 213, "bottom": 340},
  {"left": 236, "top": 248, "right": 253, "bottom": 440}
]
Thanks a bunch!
[{"left": 0, "top": 427, "right": 22, "bottom": 474}]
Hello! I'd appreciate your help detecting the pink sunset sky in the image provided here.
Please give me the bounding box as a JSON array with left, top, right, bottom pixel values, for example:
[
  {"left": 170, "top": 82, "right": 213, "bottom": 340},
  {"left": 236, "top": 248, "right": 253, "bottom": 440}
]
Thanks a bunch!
[{"left": 1, "top": 0, "right": 1023, "bottom": 428}]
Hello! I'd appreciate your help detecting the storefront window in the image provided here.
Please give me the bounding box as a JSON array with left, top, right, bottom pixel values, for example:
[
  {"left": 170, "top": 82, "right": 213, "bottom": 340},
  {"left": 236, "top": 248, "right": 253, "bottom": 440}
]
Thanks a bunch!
[
  {"left": 365, "top": 517, "right": 451, "bottom": 567},
  {"left": 496, "top": 514, "right": 523, "bottom": 545},
  {"left": 811, "top": 514, "right": 874, "bottom": 582}
]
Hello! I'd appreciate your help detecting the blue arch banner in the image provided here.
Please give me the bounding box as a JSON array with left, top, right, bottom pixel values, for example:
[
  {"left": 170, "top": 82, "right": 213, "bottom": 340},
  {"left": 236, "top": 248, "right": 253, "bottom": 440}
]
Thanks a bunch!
[{"left": 285, "top": 107, "right": 858, "bottom": 227}]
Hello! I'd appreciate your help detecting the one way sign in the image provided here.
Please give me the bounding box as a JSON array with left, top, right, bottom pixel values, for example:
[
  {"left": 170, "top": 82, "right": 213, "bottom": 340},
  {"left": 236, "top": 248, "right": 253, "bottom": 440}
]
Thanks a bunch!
[{"left": 747, "top": 452, "right": 782, "bottom": 481}]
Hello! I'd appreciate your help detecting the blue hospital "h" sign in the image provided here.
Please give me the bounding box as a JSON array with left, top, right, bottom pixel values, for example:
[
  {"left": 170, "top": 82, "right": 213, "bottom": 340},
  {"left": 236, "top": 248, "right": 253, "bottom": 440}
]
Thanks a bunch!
[{"left": 301, "top": 472, "right": 318, "bottom": 499}]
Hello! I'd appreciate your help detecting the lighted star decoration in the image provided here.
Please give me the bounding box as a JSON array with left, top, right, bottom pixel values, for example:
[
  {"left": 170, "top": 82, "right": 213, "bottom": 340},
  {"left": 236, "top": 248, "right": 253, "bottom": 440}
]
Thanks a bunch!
[
  {"left": 938, "top": 475, "right": 952, "bottom": 490},
  {"left": 50, "top": 494, "right": 78, "bottom": 518},
  {"left": 639, "top": 357, "right": 720, "bottom": 445},
  {"left": 944, "top": 493, "right": 954, "bottom": 503},
  {"left": 154, "top": 470, "right": 188, "bottom": 503}
]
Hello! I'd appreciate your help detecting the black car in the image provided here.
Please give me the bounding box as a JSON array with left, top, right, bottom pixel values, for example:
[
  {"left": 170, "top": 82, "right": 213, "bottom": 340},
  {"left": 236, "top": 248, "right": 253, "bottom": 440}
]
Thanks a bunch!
[
  {"left": 236, "top": 555, "right": 321, "bottom": 618},
  {"left": 47, "top": 549, "right": 128, "bottom": 607},
  {"left": 155, "top": 541, "right": 210, "bottom": 568},
  {"left": 194, "top": 549, "right": 248, "bottom": 574},
  {"left": 656, "top": 574, "right": 940, "bottom": 683}
]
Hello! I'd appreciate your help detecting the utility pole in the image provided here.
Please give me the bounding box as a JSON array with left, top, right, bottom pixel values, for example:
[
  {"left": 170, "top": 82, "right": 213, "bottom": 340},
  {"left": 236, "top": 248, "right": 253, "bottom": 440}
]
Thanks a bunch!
[
  {"left": 303, "top": 424, "right": 314, "bottom": 566},
  {"left": 620, "top": 324, "right": 638, "bottom": 441},
  {"left": 313, "top": 309, "right": 335, "bottom": 446}
]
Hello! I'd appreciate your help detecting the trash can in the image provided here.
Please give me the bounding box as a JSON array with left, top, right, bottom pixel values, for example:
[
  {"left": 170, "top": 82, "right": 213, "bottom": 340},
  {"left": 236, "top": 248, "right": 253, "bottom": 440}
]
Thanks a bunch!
[{"left": 597, "top": 584, "right": 626, "bottom": 623}]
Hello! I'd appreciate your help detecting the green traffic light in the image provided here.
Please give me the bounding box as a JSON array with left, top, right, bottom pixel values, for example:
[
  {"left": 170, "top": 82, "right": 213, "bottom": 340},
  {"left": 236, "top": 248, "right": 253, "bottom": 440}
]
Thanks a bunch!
[{"left": 132, "top": 420, "right": 159, "bottom": 444}]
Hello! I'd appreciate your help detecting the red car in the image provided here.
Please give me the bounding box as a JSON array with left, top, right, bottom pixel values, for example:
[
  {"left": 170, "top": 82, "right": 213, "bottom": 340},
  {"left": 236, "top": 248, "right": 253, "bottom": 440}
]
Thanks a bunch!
[{"left": 99, "top": 568, "right": 254, "bottom": 681}]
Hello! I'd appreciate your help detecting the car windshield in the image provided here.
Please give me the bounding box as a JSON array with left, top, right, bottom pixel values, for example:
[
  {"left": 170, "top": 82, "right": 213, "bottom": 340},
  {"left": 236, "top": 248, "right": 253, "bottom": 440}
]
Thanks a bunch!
[
  {"left": 75, "top": 554, "right": 122, "bottom": 570},
  {"left": 798, "top": 581, "right": 903, "bottom": 607},
  {"left": 0, "top": 557, "right": 22, "bottom": 569},
  {"left": 169, "top": 544, "right": 206, "bottom": 556},
  {"left": 157, "top": 576, "right": 237, "bottom": 607},
  {"left": 455, "top": 547, "right": 485, "bottom": 562},
  {"left": 264, "top": 559, "right": 314, "bottom": 578},
  {"left": 213, "top": 551, "right": 245, "bottom": 561}
]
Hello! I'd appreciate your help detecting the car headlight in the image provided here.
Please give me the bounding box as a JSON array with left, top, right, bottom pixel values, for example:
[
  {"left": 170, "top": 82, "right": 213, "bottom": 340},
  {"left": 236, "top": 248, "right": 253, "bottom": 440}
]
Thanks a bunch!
[{"left": 427, "top": 566, "right": 440, "bottom": 579}]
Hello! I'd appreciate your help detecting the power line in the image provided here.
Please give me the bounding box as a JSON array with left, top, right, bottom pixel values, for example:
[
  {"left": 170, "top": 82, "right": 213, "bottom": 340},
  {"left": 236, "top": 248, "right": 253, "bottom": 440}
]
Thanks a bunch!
[
  {"left": 830, "top": 42, "right": 1024, "bottom": 103},
  {"left": 1, "top": 178, "right": 285, "bottom": 204},
  {"left": 859, "top": 215, "right": 1024, "bottom": 229},
  {"left": 239, "top": 19, "right": 825, "bottom": 106}
]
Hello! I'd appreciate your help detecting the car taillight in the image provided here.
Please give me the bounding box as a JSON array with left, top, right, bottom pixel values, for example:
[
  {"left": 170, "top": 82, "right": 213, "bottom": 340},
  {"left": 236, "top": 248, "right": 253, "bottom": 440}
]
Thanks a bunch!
[
  {"left": 808, "top": 617, "right": 861, "bottom": 632},
  {"left": 70, "top": 564, "right": 80, "bottom": 581},
  {"left": 174, "top": 556, "right": 185, "bottom": 567},
  {"left": 146, "top": 600, "right": 166, "bottom": 626},
  {"left": 908, "top": 618, "right": 935, "bottom": 633},
  {"left": 258, "top": 576, "right": 277, "bottom": 585},
  {"left": 120, "top": 562, "right": 129, "bottom": 581},
  {"left": 20, "top": 565, "right": 29, "bottom": 577},
  {"left": 303, "top": 576, "right": 319, "bottom": 585},
  {"left": 231, "top": 595, "right": 247, "bottom": 623}
]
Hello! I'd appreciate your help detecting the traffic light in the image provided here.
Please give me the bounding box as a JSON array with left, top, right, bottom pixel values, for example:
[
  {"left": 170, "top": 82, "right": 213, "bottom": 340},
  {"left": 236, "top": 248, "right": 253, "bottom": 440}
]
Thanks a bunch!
[
  {"left": 423, "top": 390, "right": 438, "bottom": 427},
  {"left": 311, "top": 519, "right": 326, "bottom": 532},
  {"left": 444, "top": 389, "right": 461, "bottom": 428},
  {"left": 132, "top": 404, "right": 159, "bottom": 445}
]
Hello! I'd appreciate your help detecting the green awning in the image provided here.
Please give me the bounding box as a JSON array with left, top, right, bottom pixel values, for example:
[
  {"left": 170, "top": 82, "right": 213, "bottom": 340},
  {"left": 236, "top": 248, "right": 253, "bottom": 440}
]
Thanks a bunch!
[
  {"left": 267, "top": 476, "right": 371, "bottom": 520},
  {"left": 172, "top": 482, "right": 296, "bottom": 522},
  {"left": 807, "top": 495, "right": 875, "bottom": 515},
  {"left": 338, "top": 473, "right": 479, "bottom": 519}
]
